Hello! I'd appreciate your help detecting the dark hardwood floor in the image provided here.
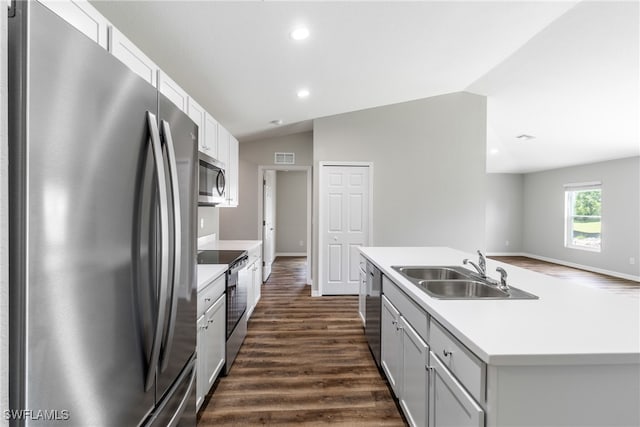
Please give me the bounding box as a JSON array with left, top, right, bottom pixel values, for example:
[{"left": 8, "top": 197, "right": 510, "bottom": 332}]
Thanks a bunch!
[
  {"left": 489, "top": 256, "right": 640, "bottom": 298},
  {"left": 198, "top": 256, "right": 405, "bottom": 426}
]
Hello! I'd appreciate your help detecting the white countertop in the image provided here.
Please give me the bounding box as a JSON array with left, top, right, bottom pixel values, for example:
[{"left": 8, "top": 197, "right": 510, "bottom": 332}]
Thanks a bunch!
[
  {"left": 198, "top": 235, "right": 262, "bottom": 252},
  {"left": 197, "top": 264, "right": 227, "bottom": 292},
  {"left": 360, "top": 246, "right": 640, "bottom": 366}
]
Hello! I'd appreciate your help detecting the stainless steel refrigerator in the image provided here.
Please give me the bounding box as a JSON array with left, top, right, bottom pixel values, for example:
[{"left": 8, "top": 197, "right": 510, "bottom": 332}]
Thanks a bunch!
[{"left": 8, "top": 2, "right": 198, "bottom": 425}]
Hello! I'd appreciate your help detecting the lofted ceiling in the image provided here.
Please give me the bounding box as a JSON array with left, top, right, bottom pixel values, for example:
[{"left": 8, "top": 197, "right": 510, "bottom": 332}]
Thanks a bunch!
[{"left": 91, "top": 1, "right": 639, "bottom": 173}]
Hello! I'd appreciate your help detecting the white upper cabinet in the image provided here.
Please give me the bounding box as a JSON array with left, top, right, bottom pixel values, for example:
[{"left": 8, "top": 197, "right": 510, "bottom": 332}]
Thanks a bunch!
[
  {"left": 39, "top": 0, "right": 109, "bottom": 49},
  {"left": 158, "top": 71, "right": 188, "bottom": 113},
  {"left": 227, "top": 135, "right": 239, "bottom": 207},
  {"left": 187, "top": 97, "right": 206, "bottom": 152},
  {"left": 109, "top": 27, "right": 158, "bottom": 86},
  {"left": 217, "top": 124, "right": 230, "bottom": 168},
  {"left": 203, "top": 113, "right": 219, "bottom": 158},
  {"left": 217, "top": 126, "right": 239, "bottom": 208},
  {"left": 41, "top": 0, "right": 241, "bottom": 207}
]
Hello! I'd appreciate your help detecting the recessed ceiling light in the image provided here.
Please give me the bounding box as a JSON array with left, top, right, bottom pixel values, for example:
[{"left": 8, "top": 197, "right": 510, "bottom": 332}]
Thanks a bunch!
[
  {"left": 290, "top": 27, "right": 310, "bottom": 41},
  {"left": 490, "top": 148, "right": 500, "bottom": 155},
  {"left": 516, "top": 134, "right": 535, "bottom": 142},
  {"left": 270, "top": 119, "right": 283, "bottom": 126},
  {"left": 297, "top": 89, "right": 310, "bottom": 99}
]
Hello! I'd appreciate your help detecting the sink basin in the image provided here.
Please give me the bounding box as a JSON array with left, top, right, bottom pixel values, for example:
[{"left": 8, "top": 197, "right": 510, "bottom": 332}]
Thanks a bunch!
[
  {"left": 393, "top": 266, "right": 472, "bottom": 281},
  {"left": 418, "top": 280, "right": 509, "bottom": 299},
  {"left": 391, "top": 265, "right": 539, "bottom": 300}
]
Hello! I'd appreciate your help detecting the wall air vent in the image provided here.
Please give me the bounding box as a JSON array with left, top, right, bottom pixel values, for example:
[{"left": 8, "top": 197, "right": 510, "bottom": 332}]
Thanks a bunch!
[{"left": 274, "top": 152, "right": 295, "bottom": 165}]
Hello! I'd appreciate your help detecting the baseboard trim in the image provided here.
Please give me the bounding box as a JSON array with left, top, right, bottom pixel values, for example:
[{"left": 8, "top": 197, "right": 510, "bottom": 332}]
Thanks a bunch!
[
  {"left": 275, "top": 252, "right": 307, "bottom": 257},
  {"left": 491, "top": 252, "right": 640, "bottom": 282},
  {"left": 311, "top": 289, "right": 321, "bottom": 297},
  {"left": 486, "top": 252, "right": 527, "bottom": 257}
]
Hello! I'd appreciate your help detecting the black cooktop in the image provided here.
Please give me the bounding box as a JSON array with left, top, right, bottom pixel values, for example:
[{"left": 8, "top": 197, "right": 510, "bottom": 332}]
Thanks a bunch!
[{"left": 197, "top": 250, "right": 247, "bottom": 266}]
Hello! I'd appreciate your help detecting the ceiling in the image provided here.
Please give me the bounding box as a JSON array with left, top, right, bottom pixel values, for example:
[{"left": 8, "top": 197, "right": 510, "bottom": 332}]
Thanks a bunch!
[{"left": 91, "top": 1, "right": 639, "bottom": 173}]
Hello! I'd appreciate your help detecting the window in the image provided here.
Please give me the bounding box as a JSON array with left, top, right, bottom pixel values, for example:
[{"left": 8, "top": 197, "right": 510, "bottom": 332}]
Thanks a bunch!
[{"left": 564, "top": 183, "right": 602, "bottom": 252}]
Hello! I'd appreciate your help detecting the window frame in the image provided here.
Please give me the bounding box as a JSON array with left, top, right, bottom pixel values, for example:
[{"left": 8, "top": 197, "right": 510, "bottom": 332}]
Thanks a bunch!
[{"left": 564, "top": 182, "right": 602, "bottom": 252}]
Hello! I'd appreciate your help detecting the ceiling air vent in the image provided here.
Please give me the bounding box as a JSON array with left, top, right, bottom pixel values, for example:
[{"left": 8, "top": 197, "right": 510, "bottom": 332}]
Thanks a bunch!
[{"left": 274, "top": 152, "right": 295, "bottom": 165}]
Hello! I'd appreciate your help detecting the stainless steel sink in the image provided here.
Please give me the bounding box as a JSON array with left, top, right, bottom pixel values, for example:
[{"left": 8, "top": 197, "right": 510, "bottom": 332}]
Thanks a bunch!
[
  {"left": 391, "top": 265, "right": 538, "bottom": 300},
  {"left": 394, "top": 266, "right": 472, "bottom": 281},
  {"left": 418, "top": 279, "right": 509, "bottom": 299}
]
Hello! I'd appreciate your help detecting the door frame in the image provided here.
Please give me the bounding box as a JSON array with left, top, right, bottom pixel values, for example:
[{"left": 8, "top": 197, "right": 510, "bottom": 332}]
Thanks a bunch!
[
  {"left": 257, "top": 165, "right": 312, "bottom": 286},
  {"left": 318, "top": 161, "right": 373, "bottom": 296}
]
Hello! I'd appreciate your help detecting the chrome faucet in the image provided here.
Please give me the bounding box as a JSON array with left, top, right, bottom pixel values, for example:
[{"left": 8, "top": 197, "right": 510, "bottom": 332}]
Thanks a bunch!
[
  {"left": 495, "top": 267, "right": 509, "bottom": 292},
  {"left": 463, "top": 250, "right": 487, "bottom": 278}
]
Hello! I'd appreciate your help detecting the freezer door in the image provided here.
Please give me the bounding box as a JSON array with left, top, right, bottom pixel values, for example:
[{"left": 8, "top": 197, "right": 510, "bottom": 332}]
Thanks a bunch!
[
  {"left": 9, "top": 2, "right": 160, "bottom": 425},
  {"left": 156, "top": 95, "right": 198, "bottom": 402}
]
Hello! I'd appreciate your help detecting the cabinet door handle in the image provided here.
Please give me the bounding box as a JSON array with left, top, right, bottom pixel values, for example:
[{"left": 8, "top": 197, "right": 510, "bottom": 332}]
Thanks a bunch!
[
  {"left": 204, "top": 297, "right": 211, "bottom": 302},
  {"left": 442, "top": 349, "right": 452, "bottom": 357}
]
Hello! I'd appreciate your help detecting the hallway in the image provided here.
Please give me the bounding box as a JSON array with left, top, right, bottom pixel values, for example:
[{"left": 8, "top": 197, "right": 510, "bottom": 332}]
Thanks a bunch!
[{"left": 197, "top": 257, "right": 405, "bottom": 426}]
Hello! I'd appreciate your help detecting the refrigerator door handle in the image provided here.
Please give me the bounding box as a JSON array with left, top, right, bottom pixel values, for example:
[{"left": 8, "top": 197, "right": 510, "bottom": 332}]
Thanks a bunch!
[
  {"left": 145, "top": 111, "right": 171, "bottom": 391},
  {"left": 166, "top": 362, "right": 196, "bottom": 427},
  {"left": 159, "top": 120, "right": 182, "bottom": 372}
]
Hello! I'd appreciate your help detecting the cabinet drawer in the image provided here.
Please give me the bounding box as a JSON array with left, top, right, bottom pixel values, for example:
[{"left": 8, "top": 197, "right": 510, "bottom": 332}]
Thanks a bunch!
[
  {"left": 430, "top": 319, "right": 485, "bottom": 404},
  {"left": 248, "top": 245, "right": 261, "bottom": 264},
  {"left": 359, "top": 255, "right": 366, "bottom": 273},
  {"left": 382, "top": 276, "right": 428, "bottom": 342},
  {"left": 198, "top": 273, "right": 225, "bottom": 317}
]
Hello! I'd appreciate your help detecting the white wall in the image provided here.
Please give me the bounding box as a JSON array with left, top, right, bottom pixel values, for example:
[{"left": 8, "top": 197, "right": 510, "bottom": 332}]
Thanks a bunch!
[
  {"left": 486, "top": 173, "right": 524, "bottom": 253},
  {"left": 313, "top": 92, "right": 487, "bottom": 292},
  {"left": 219, "top": 131, "right": 312, "bottom": 240},
  {"left": 197, "top": 206, "right": 219, "bottom": 238},
  {"left": 275, "top": 171, "right": 306, "bottom": 254},
  {"left": 522, "top": 156, "right": 640, "bottom": 278}
]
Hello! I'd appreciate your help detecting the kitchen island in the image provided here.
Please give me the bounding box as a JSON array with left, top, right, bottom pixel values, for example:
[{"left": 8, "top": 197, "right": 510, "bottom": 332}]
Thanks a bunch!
[{"left": 360, "top": 246, "right": 640, "bottom": 427}]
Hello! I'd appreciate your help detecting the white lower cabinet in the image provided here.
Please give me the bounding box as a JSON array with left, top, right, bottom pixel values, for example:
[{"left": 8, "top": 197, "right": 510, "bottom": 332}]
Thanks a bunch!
[
  {"left": 381, "top": 295, "right": 401, "bottom": 394},
  {"left": 379, "top": 272, "right": 486, "bottom": 427},
  {"left": 430, "top": 353, "right": 484, "bottom": 427},
  {"left": 196, "top": 314, "right": 207, "bottom": 410},
  {"left": 382, "top": 294, "right": 429, "bottom": 427},
  {"left": 196, "top": 294, "right": 225, "bottom": 410},
  {"left": 244, "top": 244, "right": 263, "bottom": 319},
  {"left": 204, "top": 295, "right": 226, "bottom": 389},
  {"left": 358, "top": 267, "right": 366, "bottom": 325},
  {"left": 400, "top": 316, "right": 429, "bottom": 427},
  {"left": 196, "top": 273, "right": 226, "bottom": 411}
]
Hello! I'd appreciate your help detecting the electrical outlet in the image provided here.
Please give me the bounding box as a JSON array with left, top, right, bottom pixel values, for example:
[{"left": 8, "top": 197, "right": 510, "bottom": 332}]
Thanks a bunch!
[
  {"left": 630, "top": 257, "right": 636, "bottom": 265},
  {"left": 505, "top": 240, "right": 510, "bottom": 247},
  {"left": 299, "top": 240, "right": 304, "bottom": 247}
]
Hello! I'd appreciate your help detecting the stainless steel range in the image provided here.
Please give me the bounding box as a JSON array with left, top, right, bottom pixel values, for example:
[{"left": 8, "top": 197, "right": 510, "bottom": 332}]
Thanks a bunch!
[{"left": 197, "top": 250, "right": 248, "bottom": 375}]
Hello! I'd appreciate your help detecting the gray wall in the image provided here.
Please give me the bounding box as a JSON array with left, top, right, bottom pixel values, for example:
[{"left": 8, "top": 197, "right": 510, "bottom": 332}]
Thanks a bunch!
[
  {"left": 276, "top": 171, "right": 307, "bottom": 254},
  {"left": 486, "top": 174, "right": 524, "bottom": 253},
  {"left": 313, "top": 92, "right": 487, "bottom": 292},
  {"left": 219, "top": 131, "right": 313, "bottom": 240},
  {"left": 522, "top": 156, "right": 640, "bottom": 277}
]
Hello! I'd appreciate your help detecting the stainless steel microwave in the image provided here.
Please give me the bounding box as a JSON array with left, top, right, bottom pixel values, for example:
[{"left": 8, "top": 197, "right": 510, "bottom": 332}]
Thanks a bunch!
[{"left": 198, "top": 152, "right": 226, "bottom": 205}]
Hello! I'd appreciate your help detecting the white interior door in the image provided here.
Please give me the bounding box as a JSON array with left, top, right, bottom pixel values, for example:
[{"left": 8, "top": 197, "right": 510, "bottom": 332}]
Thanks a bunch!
[
  {"left": 262, "top": 170, "right": 276, "bottom": 281},
  {"left": 320, "top": 165, "right": 370, "bottom": 295}
]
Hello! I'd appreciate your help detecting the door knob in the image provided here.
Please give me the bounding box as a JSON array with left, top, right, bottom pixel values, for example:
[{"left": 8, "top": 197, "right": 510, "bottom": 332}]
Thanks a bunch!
[{"left": 333, "top": 236, "right": 338, "bottom": 241}]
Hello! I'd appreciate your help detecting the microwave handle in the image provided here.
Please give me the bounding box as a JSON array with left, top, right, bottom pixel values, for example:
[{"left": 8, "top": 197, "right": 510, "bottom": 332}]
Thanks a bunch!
[{"left": 217, "top": 170, "right": 226, "bottom": 197}]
